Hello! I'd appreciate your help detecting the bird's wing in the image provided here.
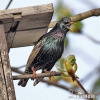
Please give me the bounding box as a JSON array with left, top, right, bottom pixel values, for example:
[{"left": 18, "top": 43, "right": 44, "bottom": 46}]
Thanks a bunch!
[{"left": 25, "top": 40, "right": 44, "bottom": 73}]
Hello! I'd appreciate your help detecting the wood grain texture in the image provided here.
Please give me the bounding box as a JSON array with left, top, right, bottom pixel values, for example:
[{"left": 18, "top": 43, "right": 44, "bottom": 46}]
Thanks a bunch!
[
  {"left": 0, "top": 58, "right": 8, "bottom": 100},
  {"left": 12, "top": 28, "right": 48, "bottom": 47},
  {"left": 0, "top": 23, "right": 16, "bottom": 100},
  {"left": 0, "top": 3, "right": 53, "bottom": 48},
  {"left": 0, "top": 23, "right": 8, "bottom": 100}
]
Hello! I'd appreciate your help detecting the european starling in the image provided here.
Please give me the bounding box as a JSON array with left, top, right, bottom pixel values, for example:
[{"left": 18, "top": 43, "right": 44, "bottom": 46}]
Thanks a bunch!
[{"left": 18, "top": 17, "right": 73, "bottom": 87}]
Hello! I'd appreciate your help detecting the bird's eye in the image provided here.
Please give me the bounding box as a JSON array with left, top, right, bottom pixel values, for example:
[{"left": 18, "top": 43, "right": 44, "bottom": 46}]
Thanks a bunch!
[{"left": 64, "top": 22, "right": 69, "bottom": 24}]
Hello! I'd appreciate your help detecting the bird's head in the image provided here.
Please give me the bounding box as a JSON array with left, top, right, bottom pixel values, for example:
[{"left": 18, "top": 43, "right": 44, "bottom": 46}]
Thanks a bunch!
[{"left": 57, "top": 17, "right": 74, "bottom": 32}]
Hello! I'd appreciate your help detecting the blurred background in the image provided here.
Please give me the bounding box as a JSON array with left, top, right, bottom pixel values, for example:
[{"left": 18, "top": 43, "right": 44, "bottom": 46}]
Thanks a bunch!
[{"left": 1, "top": 0, "right": 100, "bottom": 100}]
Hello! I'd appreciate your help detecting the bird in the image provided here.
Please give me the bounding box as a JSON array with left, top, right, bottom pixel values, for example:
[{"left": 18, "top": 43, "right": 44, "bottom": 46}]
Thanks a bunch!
[{"left": 18, "top": 17, "right": 73, "bottom": 87}]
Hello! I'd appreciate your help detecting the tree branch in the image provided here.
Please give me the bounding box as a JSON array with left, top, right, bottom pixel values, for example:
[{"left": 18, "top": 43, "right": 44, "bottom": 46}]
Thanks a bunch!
[
  {"left": 74, "top": 78, "right": 93, "bottom": 100},
  {"left": 12, "top": 69, "right": 82, "bottom": 95},
  {"left": 75, "top": 78, "right": 88, "bottom": 94},
  {"left": 13, "top": 72, "right": 61, "bottom": 80},
  {"left": 42, "top": 79, "right": 79, "bottom": 95},
  {"left": 49, "top": 8, "right": 100, "bottom": 28},
  {"left": 82, "top": 33, "right": 100, "bottom": 44},
  {"left": 12, "top": 68, "right": 95, "bottom": 98}
]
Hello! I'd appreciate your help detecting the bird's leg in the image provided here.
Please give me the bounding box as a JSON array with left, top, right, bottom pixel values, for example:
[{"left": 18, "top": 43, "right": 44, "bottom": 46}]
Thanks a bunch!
[
  {"left": 31, "top": 67, "right": 36, "bottom": 78},
  {"left": 50, "top": 71, "right": 56, "bottom": 79},
  {"left": 44, "top": 70, "right": 56, "bottom": 80}
]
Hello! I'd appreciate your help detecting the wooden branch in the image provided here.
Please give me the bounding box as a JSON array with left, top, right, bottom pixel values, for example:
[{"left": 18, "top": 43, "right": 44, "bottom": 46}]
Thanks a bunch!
[
  {"left": 13, "top": 72, "right": 61, "bottom": 80},
  {"left": 70, "top": 8, "right": 100, "bottom": 22},
  {"left": 49, "top": 8, "right": 100, "bottom": 28}
]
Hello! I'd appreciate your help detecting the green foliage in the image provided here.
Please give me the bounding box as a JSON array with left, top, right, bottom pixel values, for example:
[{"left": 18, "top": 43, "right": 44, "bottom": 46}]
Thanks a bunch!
[
  {"left": 93, "top": 77, "right": 100, "bottom": 93},
  {"left": 64, "top": 37, "right": 68, "bottom": 48},
  {"left": 92, "top": 77, "right": 100, "bottom": 100},
  {"left": 56, "top": 57, "right": 64, "bottom": 69},
  {"left": 72, "top": 22, "right": 83, "bottom": 33},
  {"left": 55, "top": 1, "right": 72, "bottom": 20}
]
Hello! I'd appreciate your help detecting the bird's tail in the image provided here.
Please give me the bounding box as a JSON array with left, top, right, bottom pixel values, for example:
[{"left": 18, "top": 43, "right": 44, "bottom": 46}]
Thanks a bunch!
[
  {"left": 18, "top": 78, "right": 29, "bottom": 87},
  {"left": 18, "top": 71, "right": 30, "bottom": 87},
  {"left": 34, "top": 77, "right": 44, "bottom": 86}
]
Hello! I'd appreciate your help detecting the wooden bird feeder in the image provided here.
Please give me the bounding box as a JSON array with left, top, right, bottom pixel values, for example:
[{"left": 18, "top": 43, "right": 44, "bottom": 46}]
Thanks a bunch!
[{"left": 0, "top": 3, "right": 53, "bottom": 100}]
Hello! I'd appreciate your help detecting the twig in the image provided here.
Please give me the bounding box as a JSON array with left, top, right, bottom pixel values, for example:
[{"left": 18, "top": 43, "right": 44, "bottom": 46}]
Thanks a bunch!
[
  {"left": 42, "top": 79, "right": 79, "bottom": 95},
  {"left": 5, "top": 0, "right": 13, "bottom": 10},
  {"left": 75, "top": 78, "right": 88, "bottom": 94},
  {"left": 11, "top": 65, "right": 26, "bottom": 74},
  {"left": 13, "top": 72, "right": 61, "bottom": 80},
  {"left": 12, "top": 68, "right": 94, "bottom": 97},
  {"left": 11, "top": 64, "right": 26, "bottom": 69},
  {"left": 75, "top": 78, "right": 94, "bottom": 100},
  {"left": 82, "top": 33, "right": 100, "bottom": 44},
  {"left": 11, "top": 67, "right": 23, "bottom": 74},
  {"left": 12, "top": 68, "right": 82, "bottom": 95},
  {"left": 11, "top": 68, "right": 82, "bottom": 94},
  {"left": 49, "top": 8, "right": 100, "bottom": 28}
]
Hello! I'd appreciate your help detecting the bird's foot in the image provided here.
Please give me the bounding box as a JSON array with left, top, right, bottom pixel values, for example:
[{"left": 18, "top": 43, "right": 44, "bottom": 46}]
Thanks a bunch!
[
  {"left": 31, "top": 67, "right": 36, "bottom": 78},
  {"left": 44, "top": 70, "right": 56, "bottom": 80}
]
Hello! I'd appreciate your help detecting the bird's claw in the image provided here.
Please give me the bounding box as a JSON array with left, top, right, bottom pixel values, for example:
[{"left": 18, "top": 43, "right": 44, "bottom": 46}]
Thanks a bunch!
[
  {"left": 31, "top": 67, "right": 36, "bottom": 78},
  {"left": 44, "top": 70, "right": 56, "bottom": 80},
  {"left": 48, "top": 71, "right": 56, "bottom": 80}
]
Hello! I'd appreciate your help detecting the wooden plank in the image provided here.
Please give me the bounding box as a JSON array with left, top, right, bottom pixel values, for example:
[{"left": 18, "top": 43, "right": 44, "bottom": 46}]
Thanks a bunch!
[
  {"left": 0, "top": 22, "right": 16, "bottom": 100},
  {"left": 0, "top": 3, "right": 53, "bottom": 28},
  {"left": 12, "top": 28, "right": 48, "bottom": 47},
  {"left": 0, "top": 4, "right": 53, "bottom": 16},
  {"left": 17, "top": 12, "right": 52, "bottom": 31},
  {"left": 0, "top": 4, "right": 53, "bottom": 48},
  {"left": 0, "top": 13, "right": 13, "bottom": 23}
]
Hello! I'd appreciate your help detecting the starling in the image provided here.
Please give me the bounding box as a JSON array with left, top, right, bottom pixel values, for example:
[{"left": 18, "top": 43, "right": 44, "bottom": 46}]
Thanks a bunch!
[{"left": 18, "top": 17, "right": 73, "bottom": 87}]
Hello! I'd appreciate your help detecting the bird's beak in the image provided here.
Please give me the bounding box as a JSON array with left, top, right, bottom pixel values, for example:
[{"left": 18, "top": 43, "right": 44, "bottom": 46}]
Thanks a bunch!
[
  {"left": 67, "top": 21, "right": 75, "bottom": 32},
  {"left": 67, "top": 27, "right": 73, "bottom": 32}
]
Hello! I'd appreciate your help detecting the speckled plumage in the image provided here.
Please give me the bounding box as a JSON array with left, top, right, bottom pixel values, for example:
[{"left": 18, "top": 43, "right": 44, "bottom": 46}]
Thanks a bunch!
[{"left": 18, "top": 17, "right": 71, "bottom": 87}]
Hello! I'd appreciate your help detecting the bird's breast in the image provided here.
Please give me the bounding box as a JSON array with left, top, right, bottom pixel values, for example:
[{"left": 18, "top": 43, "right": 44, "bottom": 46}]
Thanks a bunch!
[{"left": 55, "top": 32, "right": 64, "bottom": 38}]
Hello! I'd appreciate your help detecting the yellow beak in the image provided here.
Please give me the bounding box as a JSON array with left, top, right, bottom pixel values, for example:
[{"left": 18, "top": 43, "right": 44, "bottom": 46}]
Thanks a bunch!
[
  {"left": 67, "top": 27, "right": 73, "bottom": 32},
  {"left": 67, "top": 21, "right": 75, "bottom": 32}
]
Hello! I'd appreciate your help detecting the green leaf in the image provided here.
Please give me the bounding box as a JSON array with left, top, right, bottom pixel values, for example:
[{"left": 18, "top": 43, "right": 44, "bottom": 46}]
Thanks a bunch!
[
  {"left": 72, "top": 22, "right": 83, "bottom": 33},
  {"left": 55, "top": 0, "right": 72, "bottom": 20},
  {"left": 93, "top": 77, "right": 100, "bottom": 93},
  {"left": 64, "top": 37, "right": 68, "bottom": 48},
  {"left": 56, "top": 58, "right": 64, "bottom": 69}
]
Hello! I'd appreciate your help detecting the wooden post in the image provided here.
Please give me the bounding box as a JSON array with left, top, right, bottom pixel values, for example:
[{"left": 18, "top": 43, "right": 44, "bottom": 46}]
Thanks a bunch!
[
  {"left": 6, "top": 13, "right": 22, "bottom": 52},
  {"left": 0, "top": 21, "right": 16, "bottom": 100}
]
